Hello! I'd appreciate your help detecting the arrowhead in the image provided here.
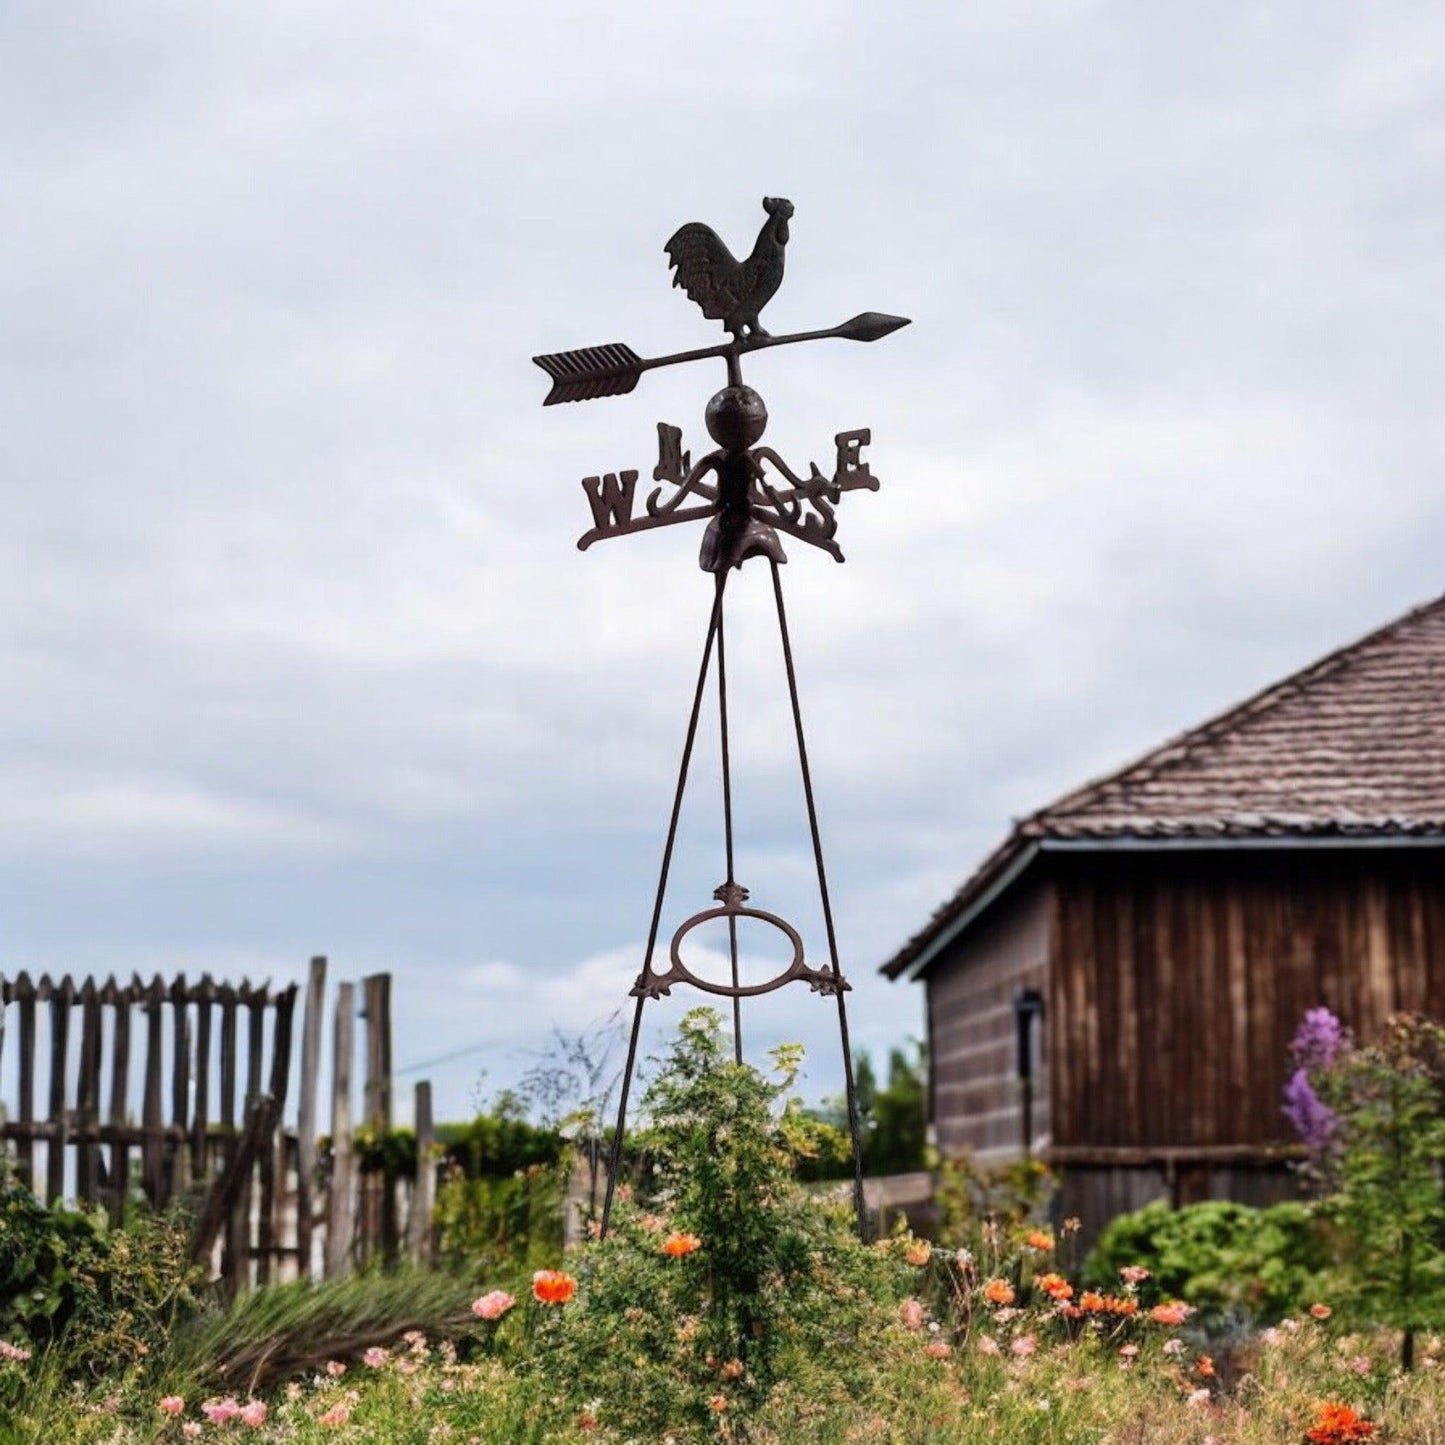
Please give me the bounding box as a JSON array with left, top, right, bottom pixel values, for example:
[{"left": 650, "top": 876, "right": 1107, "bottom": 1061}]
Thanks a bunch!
[{"left": 836, "top": 312, "right": 911, "bottom": 343}]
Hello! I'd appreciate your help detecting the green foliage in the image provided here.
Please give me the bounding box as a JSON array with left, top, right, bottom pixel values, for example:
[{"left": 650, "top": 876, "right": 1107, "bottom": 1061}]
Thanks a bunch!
[
  {"left": 1084, "top": 1198, "right": 1331, "bottom": 1323},
  {"left": 437, "top": 1093, "right": 567, "bottom": 1179},
  {"left": 0, "top": 1168, "right": 202, "bottom": 1377},
  {"left": 531, "top": 1009, "right": 910, "bottom": 1439},
  {"left": 867, "top": 1044, "right": 928, "bottom": 1175},
  {"left": 433, "top": 1165, "right": 565, "bottom": 1277},
  {"left": 427, "top": 1093, "right": 568, "bottom": 1275},
  {"left": 351, "top": 1125, "right": 420, "bottom": 1178},
  {"left": 806, "top": 1042, "right": 928, "bottom": 1179},
  {"left": 1314, "top": 1013, "right": 1445, "bottom": 1355},
  {"left": 776, "top": 1097, "right": 854, "bottom": 1182},
  {"left": 933, "top": 1148, "right": 1055, "bottom": 1255}
]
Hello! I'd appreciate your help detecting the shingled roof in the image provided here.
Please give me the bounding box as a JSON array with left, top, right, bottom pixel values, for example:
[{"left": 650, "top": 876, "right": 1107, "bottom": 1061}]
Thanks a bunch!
[{"left": 882, "top": 592, "right": 1445, "bottom": 980}]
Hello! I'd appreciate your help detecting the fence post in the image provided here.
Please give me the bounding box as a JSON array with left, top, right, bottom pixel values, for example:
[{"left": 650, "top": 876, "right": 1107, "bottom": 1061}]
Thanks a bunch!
[
  {"left": 76, "top": 980, "right": 102, "bottom": 1203},
  {"left": 104, "top": 976, "right": 130, "bottom": 1223},
  {"left": 295, "top": 957, "right": 327, "bottom": 1281},
  {"left": 14, "top": 973, "right": 36, "bottom": 1193},
  {"left": 141, "top": 975, "right": 166, "bottom": 1208},
  {"left": 47, "top": 977, "right": 74, "bottom": 1204},
  {"left": 361, "top": 973, "right": 394, "bottom": 1263},
  {"left": 408, "top": 1080, "right": 436, "bottom": 1266},
  {"left": 325, "top": 981, "right": 356, "bottom": 1278}
]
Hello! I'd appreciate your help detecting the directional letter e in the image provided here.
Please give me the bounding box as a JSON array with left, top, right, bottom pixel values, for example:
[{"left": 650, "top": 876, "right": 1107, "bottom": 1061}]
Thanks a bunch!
[{"left": 582, "top": 470, "right": 639, "bottom": 532}]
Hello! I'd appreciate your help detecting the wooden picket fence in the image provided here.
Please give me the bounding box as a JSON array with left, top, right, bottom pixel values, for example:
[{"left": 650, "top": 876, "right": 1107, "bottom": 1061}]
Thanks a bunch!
[{"left": 0, "top": 959, "right": 437, "bottom": 1287}]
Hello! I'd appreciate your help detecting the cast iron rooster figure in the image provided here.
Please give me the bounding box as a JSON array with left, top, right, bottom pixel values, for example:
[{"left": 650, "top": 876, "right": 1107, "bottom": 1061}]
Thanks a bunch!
[{"left": 665, "top": 196, "right": 793, "bottom": 340}]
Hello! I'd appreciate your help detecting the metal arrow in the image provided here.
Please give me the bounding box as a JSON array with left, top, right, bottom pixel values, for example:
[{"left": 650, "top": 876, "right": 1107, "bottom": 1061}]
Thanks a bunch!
[{"left": 533, "top": 311, "right": 911, "bottom": 406}]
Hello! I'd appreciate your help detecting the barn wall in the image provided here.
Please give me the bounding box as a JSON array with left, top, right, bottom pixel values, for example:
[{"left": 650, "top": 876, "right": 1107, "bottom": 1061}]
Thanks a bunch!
[
  {"left": 1048, "top": 848, "right": 1445, "bottom": 1153},
  {"left": 925, "top": 878, "right": 1050, "bottom": 1163}
]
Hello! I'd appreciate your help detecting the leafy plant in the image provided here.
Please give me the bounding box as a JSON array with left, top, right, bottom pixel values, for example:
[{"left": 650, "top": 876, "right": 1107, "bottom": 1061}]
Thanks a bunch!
[
  {"left": 1302, "top": 1012, "right": 1445, "bottom": 1366},
  {"left": 0, "top": 1166, "right": 202, "bottom": 1377},
  {"left": 529, "top": 1009, "right": 909, "bottom": 1439},
  {"left": 1084, "top": 1198, "right": 1331, "bottom": 1324},
  {"left": 433, "top": 1164, "right": 565, "bottom": 1276},
  {"left": 933, "top": 1147, "right": 1055, "bottom": 1258}
]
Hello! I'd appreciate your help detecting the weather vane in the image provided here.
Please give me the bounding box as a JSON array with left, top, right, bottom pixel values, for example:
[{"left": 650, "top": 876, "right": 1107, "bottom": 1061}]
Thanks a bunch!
[{"left": 535, "top": 198, "right": 909, "bottom": 1239}]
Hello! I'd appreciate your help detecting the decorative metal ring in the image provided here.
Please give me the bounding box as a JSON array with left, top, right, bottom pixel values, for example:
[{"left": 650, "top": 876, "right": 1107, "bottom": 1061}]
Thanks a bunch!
[{"left": 666, "top": 902, "right": 808, "bottom": 998}]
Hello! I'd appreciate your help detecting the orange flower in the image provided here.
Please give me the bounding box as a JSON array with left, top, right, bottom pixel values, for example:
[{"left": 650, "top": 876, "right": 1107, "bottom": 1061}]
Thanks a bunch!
[
  {"left": 982, "top": 1278, "right": 1015, "bottom": 1306},
  {"left": 1078, "top": 1291, "right": 1107, "bottom": 1313},
  {"left": 532, "top": 1269, "right": 577, "bottom": 1305},
  {"left": 661, "top": 1231, "right": 701, "bottom": 1258},
  {"left": 1035, "top": 1272, "right": 1074, "bottom": 1301},
  {"left": 719, "top": 1358, "right": 745, "bottom": 1380},
  {"left": 1196, "top": 1354, "right": 1216, "bottom": 1378},
  {"left": 1310, "top": 1302, "right": 1333, "bottom": 1320},
  {"left": 1106, "top": 1295, "right": 1139, "bottom": 1317},
  {"left": 1304, "top": 1401, "right": 1377, "bottom": 1443},
  {"left": 1149, "top": 1301, "right": 1192, "bottom": 1327},
  {"left": 1024, "top": 1229, "right": 1054, "bottom": 1251},
  {"left": 903, "top": 1240, "right": 932, "bottom": 1266},
  {"left": 708, "top": 1395, "right": 729, "bottom": 1414}
]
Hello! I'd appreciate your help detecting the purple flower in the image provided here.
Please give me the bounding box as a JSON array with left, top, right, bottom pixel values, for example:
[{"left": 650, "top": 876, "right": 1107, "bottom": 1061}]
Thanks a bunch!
[
  {"left": 1289, "top": 1007, "right": 1351, "bottom": 1072},
  {"left": 1282, "top": 1067, "right": 1337, "bottom": 1149}
]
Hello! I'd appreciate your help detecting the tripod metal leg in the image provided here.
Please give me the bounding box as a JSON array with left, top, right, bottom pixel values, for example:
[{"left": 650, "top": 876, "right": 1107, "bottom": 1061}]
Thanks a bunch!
[
  {"left": 769, "top": 560, "right": 869, "bottom": 1240},
  {"left": 600, "top": 574, "right": 728, "bottom": 1238}
]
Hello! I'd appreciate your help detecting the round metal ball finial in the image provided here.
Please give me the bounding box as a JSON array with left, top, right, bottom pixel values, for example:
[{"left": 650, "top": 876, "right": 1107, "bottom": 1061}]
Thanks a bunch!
[{"left": 705, "top": 385, "right": 768, "bottom": 452}]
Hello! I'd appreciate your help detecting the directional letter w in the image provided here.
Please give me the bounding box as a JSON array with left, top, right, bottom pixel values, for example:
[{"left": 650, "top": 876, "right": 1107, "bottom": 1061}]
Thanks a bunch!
[{"left": 582, "top": 470, "right": 639, "bottom": 532}]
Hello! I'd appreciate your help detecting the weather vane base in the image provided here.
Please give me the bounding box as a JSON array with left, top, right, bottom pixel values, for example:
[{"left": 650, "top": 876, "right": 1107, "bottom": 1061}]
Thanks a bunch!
[{"left": 534, "top": 198, "right": 909, "bottom": 1243}]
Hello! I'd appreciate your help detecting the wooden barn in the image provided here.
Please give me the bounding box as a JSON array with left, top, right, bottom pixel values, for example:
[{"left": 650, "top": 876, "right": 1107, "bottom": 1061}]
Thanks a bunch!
[{"left": 880, "top": 594, "right": 1445, "bottom": 1229}]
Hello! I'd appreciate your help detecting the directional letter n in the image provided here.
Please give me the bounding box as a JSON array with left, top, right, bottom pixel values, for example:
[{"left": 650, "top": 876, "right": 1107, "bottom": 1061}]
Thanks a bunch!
[{"left": 582, "top": 470, "right": 639, "bottom": 532}]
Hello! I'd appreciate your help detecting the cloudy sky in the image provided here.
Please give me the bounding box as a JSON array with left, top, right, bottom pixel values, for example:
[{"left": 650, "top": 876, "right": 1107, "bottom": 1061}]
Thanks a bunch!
[{"left": 2, "top": 2, "right": 1443, "bottom": 1124}]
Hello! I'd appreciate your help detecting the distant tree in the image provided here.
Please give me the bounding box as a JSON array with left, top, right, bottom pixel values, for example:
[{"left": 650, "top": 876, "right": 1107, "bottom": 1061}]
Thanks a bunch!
[
  {"left": 815, "top": 1042, "right": 926, "bottom": 1176},
  {"left": 867, "top": 1044, "right": 927, "bottom": 1176}
]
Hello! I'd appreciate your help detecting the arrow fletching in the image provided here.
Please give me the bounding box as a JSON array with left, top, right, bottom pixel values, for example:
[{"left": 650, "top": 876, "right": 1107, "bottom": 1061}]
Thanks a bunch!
[
  {"left": 833, "top": 312, "right": 911, "bottom": 343},
  {"left": 533, "top": 343, "right": 644, "bottom": 405}
]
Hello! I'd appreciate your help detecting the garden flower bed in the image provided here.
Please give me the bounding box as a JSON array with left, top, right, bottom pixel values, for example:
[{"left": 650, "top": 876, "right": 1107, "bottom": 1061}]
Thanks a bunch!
[{"left": 4, "top": 1008, "right": 1443, "bottom": 1443}]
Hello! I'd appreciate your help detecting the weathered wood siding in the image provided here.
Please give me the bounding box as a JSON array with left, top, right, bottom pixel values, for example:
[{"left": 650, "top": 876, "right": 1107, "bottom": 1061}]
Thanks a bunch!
[
  {"left": 1048, "top": 848, "right": 1445, "bottom": 1152},
  {"left": 926, "top": 879, "right": 1050, "bottom": 1162}
]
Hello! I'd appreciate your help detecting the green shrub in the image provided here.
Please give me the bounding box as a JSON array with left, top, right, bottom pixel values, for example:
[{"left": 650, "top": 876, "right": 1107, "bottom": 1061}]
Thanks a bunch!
[
  {"left": 1084, "top": 1198, "right": 1330, "bottom": 1323},
  {"left": 527, "top": 1010, "right": 909, "bottom": 1440},
  {"left": 1309, "top": 1012, "right": 1445, "bottom": 1364},
  {"left": 0, "top": 1167, "right": 202, "bottom": 1378},
  {"left": 433, "top": 1164, "right": 565, "bottom": 1277},
  {"left": 438, "top": 1095, "right": 567, "bottom": 1179}
]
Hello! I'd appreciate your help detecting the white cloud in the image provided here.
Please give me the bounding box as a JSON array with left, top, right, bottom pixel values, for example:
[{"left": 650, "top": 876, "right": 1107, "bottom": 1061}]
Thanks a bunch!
[{"left": 0, "top": 2, "right": 1441, "bottom": 1122}]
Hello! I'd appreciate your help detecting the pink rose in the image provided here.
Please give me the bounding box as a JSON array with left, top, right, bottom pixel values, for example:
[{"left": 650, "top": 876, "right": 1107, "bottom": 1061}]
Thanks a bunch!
[
  {"left": 899, "top": 1298, "right": 925, "bottom": 1331},
  {"left": 472, "top": 1289, "right": 516, "bottom": 1322},
  {"left": 158, "top": 1395, "right": 185, "bottom": 1416},
  {"left": 363, "top": 1346, "right": 389, "bottom": 1368},
  {"left": 1119, "top": 1265, "right": 1150, "bottom": 1285},
  {"left": 182, "top": 1427, "right": 202, "bottom": 1441},
  {"left": 1010, "top": 1334, "right": 1037, "bottom": 1357},
  {"left": 923, "top": 1340, "right": 952, "bottom": 1359},
  {"left": 239, "top": 1400, "right": 267, "bottom": 1427},
  {"left": 976, "top": 1333, "right": 1001, "bottom": 1357},
  {"left": 319, "top": 1403, "right": 351, "bottom": 1426},
  {"left": 202, "top": 1398, "right": 241, "bottom": 1424}
]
